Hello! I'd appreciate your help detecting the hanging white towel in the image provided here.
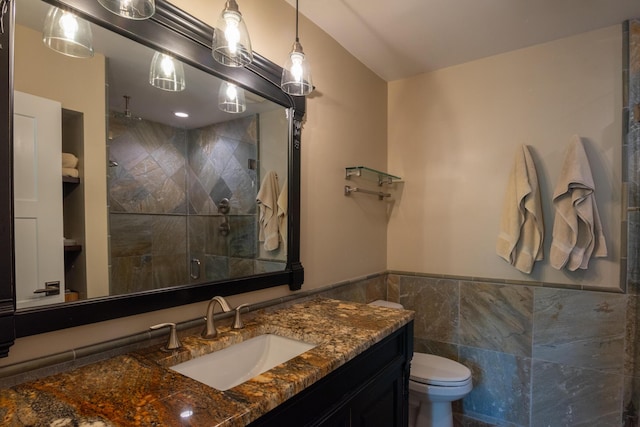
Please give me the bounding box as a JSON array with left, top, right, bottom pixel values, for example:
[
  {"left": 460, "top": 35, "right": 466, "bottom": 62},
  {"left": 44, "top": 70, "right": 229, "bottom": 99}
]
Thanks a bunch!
[
  {"left": 496, "top": 145, "right": 544, "bottom": 274},
  {"left": 277, "top": 178, "right": 288, "bottom": 252},
  {"left": 550, "top": 135, "right": 607, "bottom": 271},
  {"left": 257, "top": 171, "right": 280, "bottom": 251}
]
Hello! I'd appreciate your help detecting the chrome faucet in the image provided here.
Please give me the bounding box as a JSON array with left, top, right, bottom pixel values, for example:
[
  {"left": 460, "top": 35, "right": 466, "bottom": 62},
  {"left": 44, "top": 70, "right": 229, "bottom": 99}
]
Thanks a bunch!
[{"left": 201, "top": 296, "right": 232, "bottom": 339}]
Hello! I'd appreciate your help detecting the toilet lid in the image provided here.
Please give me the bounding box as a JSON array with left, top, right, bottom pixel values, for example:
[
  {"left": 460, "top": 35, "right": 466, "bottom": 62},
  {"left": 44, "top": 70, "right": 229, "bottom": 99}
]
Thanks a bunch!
[{"left": 410, "top": 353, "right": 471, "bottom": 386}]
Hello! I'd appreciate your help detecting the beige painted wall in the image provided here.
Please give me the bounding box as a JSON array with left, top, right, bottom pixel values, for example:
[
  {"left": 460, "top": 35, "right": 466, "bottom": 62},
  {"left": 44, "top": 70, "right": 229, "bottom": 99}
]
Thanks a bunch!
[
  {"left": 387, "top": 25, "right": 622, "bottom": 289},
  {"left": 14, "top": 25, "right": 110, "bottom": 299},
  {"left": 1, "top": 0, "right": 388, "bottom": 366}
]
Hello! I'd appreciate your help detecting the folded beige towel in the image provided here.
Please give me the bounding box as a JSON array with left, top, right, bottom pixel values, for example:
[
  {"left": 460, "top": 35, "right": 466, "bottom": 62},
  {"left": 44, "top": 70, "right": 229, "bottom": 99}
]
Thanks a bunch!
[
  {"left": 277, "top": 178, "right": 288, "bottom": 252},
  {"left": 62, "top": 152, "right": 78, "bottom": 168},
  {"left": 62, "top": 167, "right": 79, "bottom": 178},
  {"left": 257, "top": 171, "right": 280, "bottom": 251},
  {"left": 496, "top": 145, "right": 544, "bottom": 273},
  {"left": 550, "top": 135, "right": 607, "bottom": 270}
]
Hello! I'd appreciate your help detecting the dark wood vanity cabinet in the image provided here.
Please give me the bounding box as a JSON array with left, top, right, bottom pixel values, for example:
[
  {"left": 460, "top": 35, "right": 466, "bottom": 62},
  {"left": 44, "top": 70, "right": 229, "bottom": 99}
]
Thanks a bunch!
[{"left": 250, "top": 321, "right": 414, "bottom": 427}]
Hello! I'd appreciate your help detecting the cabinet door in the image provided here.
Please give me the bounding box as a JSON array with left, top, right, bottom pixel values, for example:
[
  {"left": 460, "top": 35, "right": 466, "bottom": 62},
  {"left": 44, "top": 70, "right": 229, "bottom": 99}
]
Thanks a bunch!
[
  {"left": 349, "top": 362, "right": 406, "bottom": 427},
  {"left": 14, "top": 91, "right": 65, "bottom": 308}
]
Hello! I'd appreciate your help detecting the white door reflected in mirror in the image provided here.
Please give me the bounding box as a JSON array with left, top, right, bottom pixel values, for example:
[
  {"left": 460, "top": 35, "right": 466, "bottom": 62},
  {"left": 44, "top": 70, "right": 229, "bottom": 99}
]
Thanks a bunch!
[{"left": 14, "top": 91, "right": 65, "bottom": 308}]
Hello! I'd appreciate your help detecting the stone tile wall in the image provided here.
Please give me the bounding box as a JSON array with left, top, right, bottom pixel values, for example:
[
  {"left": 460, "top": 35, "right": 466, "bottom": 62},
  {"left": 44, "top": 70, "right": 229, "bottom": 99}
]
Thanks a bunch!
[
  {"left": 387, "top": 274, "right": 631, "bottom": 426},
  {"left": 326, "top": 273, "right": 637, "bottom": 426},
  {"left": 107, "top": 115, "right": 268, "bottom": 293}
]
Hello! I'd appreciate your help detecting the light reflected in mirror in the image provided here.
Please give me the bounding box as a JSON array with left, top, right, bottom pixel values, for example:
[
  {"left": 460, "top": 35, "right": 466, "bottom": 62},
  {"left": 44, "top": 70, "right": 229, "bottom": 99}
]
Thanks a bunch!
[{"left": 14, "top": 0, "right": 289, "bottom": 310}]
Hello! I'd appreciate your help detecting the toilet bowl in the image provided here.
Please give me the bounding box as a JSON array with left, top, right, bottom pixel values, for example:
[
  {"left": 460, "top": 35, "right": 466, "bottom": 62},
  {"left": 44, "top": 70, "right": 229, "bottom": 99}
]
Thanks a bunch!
[{"left": 369, "top": 300, "right": 473, "bottom": 427}]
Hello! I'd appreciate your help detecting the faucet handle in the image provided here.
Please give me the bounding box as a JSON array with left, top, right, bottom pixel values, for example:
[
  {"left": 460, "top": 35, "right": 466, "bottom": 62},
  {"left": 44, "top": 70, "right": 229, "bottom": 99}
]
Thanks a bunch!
[
  {"left": 150, "top": 322, "right": 182, "bottom": 352},
  {"left": 233, "top": 303, "right": 250, "bottom": 329}
]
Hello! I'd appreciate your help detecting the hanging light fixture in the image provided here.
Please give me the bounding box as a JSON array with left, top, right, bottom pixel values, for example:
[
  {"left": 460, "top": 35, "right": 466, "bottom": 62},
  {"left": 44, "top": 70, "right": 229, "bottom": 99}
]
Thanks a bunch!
[
  {"left": 212, "top": 0, "right": 253, "bottom": 67},
  {"left": 97, "top": 0, "right": 155, "bottom": 20},
  {"left": 42, "top": 6, "right": 94, "bottom": 58},
  {"left": 281, "top": 0, "right": 313, "bottom": 96},
  {"left": 218, "top": 81, "right": 246, "bottom": 113},
  {"left": 149, "top": 51, "right": 186, "bottom": 92}
]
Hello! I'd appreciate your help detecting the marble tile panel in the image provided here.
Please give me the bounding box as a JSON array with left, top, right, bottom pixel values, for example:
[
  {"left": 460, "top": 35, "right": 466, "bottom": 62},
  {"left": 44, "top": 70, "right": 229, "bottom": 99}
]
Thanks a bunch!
[
  {"left": 110, "top": 255, "right": 152, "bottom": 295},
  {"left": 203, "top": 255, "right": 229, "bottom": 282},
  {"left": 399, "top": 276, "right": 459, "bottom": 344},
  {"left": 109, "top": 169, "right": 151, "bottom": 213},
  {"left": 413, "top": 338, "right": 458, "bottom": 361},
  {"left": 187, "top": 168, "right": 217, "bottom": 215},
  {"left": 109, "top": 214, "right": 152, "bottom": 257},
  {"left": 131, "top": 119, "right": 175, "bottom": 154},
  {"left": 364, "top": 275, "right": 387, "bottom": 303},
  {"left": 129, "top": 155, "right": 168, "bottom": 198},
  {"left": 625, "top": 295, "right": 639, "bottom": 378},
  {"left": 152, "top": 253, "right": 188, "bottom": 288},
  {"left": 187, "top": 216, "right": 206, "bottom": 254},
  {"left": 205, "top": 217, "right": 230, "bottom": 256},
  {"left": 530, "top": 360, "right": 622, "bottom": 427},
  {"left": 321, "top": 283, "right": 367, "bottom": 304},
  {"left": 229, "top": 257, "right": 254, "bottom": 278},
  {"left": 459, "top": 346, "right": 531, "bottom": 426},
  {"left": 254, "top": 259, "right": 286, "bottom": 274},
  {"left": 459, "top": 281, "right": 533, "bottom": 357},
  {"left": 108, "top": 126, "right": 149, "bottom": 171},
  {"left": 224, "top": 155, "right": 257, "bottom": 215},
  {"left": 453, "top": 413, "right": 498, "bottom": 427},
  {"left": 629, "top": 211, "right": 640, "bottom": 292},
  {"left": 387, "top": 274, "right": 400, "bottom": 303},
  {"left": 216, "top": 115, "right": 257, "bottom": 142},
  {"left": 623, "top": 375, "right": 640, "bottom": 427},
  {"left": 151, "top": 138, "right": 185, "bottom": 178},
  {"left": 532, "top": 288, "right": 626, "bottom": 373},
  {"left": 631, "top": 21, "right": 640, "bottom": 84},
  {"left": 210, "top": 178, "right": 233, "bottom": 208},
  {"left": 229, "top": 215, "right": 257, "bottom": 258},
  {"left": 152, "top": 216, "right": 186, "bottom": 255}
]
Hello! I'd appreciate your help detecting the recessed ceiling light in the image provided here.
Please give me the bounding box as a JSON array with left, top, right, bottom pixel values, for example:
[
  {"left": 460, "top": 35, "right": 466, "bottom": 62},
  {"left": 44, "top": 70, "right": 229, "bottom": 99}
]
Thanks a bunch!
[{"left": 174, "top": 111, "right": 189, "bottom": 118}]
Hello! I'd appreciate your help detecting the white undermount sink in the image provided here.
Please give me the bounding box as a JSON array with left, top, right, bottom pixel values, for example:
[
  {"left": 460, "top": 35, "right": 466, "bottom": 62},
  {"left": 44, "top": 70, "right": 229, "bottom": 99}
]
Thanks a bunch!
[{"left": 171, "top": 334, "right": 316, "bottom": 391}]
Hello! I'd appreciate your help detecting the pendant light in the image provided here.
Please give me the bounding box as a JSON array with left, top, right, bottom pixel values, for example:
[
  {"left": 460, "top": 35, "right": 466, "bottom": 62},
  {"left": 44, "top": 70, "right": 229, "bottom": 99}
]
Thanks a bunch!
[
  {"left": 212, "top": 0, "right": 253, "bottom": 67},
  {"left": 218, "top": 81, "right": 246, "bottom": 113},
  {"left": 42, "top": 6, "right": 94, "bottom": 58},
  {"left": 149, "top": 51, "right": 186, "bottom": 92},
  {"left": 97, "top": 0, "right": 155, "bottom": 20},
  {"left": 281, "top": 0, "right": 313, "bottom": 96}
]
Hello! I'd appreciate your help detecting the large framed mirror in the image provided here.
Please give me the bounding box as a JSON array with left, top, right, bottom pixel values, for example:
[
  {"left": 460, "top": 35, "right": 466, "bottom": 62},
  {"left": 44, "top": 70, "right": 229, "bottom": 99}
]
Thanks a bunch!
[{"left": 0, "top": 0, "right": 305, "bottom": 357}]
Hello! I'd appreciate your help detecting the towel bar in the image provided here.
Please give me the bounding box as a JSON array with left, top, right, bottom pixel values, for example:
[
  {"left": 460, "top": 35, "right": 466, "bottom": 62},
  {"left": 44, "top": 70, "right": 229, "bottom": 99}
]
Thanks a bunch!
[{"left": 344, "top": 185, "right": 390, "bottom": 200}]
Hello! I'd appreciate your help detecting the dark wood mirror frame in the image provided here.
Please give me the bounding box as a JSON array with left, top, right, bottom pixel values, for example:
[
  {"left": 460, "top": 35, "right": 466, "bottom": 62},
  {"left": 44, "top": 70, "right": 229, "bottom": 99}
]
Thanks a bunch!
[{"left": 0, "top": 0, "right": 305, "bottom": 357}]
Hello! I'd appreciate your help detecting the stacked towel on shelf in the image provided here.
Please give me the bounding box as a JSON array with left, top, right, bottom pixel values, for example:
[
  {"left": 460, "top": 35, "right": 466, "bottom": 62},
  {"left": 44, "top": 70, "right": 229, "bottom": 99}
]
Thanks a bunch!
[
  {"left": 257, "top": 171, "right": 280, "bottom": 251},
  {"left": 550, "top": 135, "right": 607, "bottom": 270},
  {"left": 496, "top": 145, "right": 545, "bottom": 274},
  {"left": 62, "top": 152, "right": 79, "bottom": 178}
]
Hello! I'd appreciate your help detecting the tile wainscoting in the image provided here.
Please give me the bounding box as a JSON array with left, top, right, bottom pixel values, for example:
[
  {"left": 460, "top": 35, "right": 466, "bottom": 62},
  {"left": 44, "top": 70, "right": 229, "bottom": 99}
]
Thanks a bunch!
[{"left": 319, "top": 273, "right": 640, "bottom": 427}]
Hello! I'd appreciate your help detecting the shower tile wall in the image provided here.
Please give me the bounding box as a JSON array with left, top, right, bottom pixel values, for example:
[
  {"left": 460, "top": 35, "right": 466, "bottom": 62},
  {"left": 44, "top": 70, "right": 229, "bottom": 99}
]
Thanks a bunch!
[
  {"left": 108, "top": 115, "right": 260, "bottom": 293},
  {"left": 627, "top": 17, "right": 640, "bottom": 427}
]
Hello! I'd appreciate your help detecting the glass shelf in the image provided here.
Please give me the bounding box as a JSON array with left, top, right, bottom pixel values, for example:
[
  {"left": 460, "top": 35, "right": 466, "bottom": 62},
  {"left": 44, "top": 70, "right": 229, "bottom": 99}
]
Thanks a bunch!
[{"left": 345, "top": 166, "right": 402, "bottom": 186}]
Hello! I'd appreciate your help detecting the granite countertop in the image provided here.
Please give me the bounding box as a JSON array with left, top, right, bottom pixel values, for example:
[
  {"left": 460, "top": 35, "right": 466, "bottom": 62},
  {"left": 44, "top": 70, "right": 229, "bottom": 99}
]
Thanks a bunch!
[{"left": 0, "top": 298, "right": 414, "bottom": 426}]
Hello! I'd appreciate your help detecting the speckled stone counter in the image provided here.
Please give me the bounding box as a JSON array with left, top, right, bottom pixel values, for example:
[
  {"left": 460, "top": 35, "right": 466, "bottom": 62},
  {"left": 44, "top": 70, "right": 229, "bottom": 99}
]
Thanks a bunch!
[{"left": 0, "top": 298, "right": 414, "bottom": 426}]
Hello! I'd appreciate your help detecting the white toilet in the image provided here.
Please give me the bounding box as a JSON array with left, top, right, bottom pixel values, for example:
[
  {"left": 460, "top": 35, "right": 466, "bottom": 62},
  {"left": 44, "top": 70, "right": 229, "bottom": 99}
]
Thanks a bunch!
[{"left": 369, "top": 300, "right": 473, "bottom": 427}]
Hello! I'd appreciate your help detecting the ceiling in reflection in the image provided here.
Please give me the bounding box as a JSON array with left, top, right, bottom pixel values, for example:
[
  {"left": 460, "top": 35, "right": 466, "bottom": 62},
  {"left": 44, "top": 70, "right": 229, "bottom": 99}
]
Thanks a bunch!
[{"left": 16, "top": 0, "right": 279, "bottom": 129}]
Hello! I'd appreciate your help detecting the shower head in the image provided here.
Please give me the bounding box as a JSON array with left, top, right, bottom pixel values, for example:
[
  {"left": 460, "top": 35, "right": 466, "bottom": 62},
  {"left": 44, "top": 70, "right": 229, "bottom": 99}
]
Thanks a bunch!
[{"left": 111, "top": 95, "right": 142, "bottom": 121}]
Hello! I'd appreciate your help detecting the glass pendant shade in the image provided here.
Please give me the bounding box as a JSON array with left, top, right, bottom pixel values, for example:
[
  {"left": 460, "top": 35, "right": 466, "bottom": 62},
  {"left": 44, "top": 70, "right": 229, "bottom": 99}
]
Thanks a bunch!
[
  {"left": 218, "top": 81, "right": 246, "bottom": 114},
  {"left": 281, "top": 41, "right": 313, "bottom": 96},
  {"left": 97, "top": 0, "right": 155, "bottom": 20},
  {"left": 149, "top": 52, "right": 186, "bottom": 92},
  {"left": 212, "top": 0, "right": 253, "bottom": 67},
  {"left": 42, "top": 7, "right": 94, "bottom": 58}
]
